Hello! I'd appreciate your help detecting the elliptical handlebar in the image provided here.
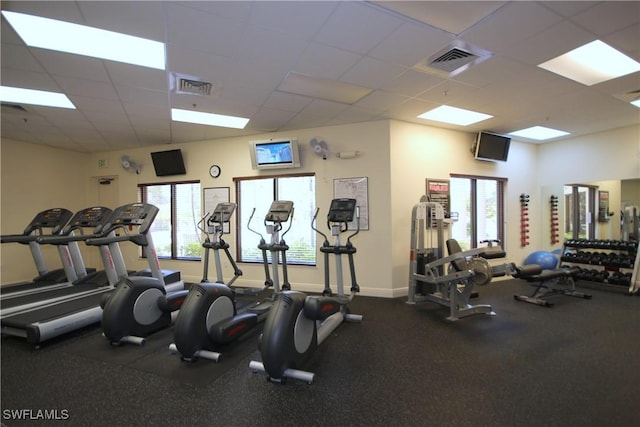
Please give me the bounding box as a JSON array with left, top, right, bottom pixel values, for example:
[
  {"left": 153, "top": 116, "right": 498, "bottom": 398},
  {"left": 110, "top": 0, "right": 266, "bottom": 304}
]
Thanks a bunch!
[
  {"left": 197, "top": 213, "right": 211, "bottom": 238},
  {"left": 278, "top": 207, "right": 294, "bottom": 241},
  {"left": 346, "top": 206, "right": 360, "bottom": 244},
  {"left": 246, "top": 207, "right": 265, "bottom": 242},
  {"left": 311, "top": 208, "right": 329, "bottom": 244}
]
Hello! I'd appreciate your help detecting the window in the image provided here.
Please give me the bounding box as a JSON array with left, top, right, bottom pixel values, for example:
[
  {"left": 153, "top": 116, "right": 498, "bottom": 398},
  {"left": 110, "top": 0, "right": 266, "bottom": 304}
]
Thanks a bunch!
[
  {"left": 449, "top": 175, "right": 506, "bottom": 251},
  {"left": 235, "top": 173, "right": 316, "bottom": 265},
  {"left": 139, "top": 181, "right": 202, "bottom": 259}
]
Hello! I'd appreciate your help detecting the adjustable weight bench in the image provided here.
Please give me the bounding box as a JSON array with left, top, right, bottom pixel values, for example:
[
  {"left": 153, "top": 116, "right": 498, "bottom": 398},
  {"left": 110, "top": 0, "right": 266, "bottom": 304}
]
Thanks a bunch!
[{"left": 512, "top": 264, "right": 592, "bottom": 307}]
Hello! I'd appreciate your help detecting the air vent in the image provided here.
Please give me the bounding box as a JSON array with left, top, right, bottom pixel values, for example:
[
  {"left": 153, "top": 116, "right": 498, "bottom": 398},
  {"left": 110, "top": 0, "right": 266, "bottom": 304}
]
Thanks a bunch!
[
  {"left": 414, "top": 41, "right": 493, "bottom": 77},
  {"left": 170, "top": 73, "right": 215, "bottom": 96},
  {"left": 430, "top": 48, "right": 478, "bottom": 73}
]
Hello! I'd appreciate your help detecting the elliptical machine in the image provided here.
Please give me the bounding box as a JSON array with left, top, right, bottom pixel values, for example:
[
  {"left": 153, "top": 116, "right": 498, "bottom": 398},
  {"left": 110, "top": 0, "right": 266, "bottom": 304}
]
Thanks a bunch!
[
  {"left": 86, "top": 203, "right": 188, "bottom": 346},
  {"left": 198, "top": 203, "right": 243, "bottom": 286},
  {"left": 249, "top": 198, "right": 362, "bottom": 384},
  {"left": 169, "top": 200, "right": 294, "bottom": 362}
]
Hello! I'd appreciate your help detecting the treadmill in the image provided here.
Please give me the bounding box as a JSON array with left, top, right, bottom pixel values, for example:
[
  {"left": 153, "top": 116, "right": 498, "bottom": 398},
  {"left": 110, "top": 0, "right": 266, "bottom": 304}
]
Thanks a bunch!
[
  {"left": 1, "top": 202, "right": 181, "bottom": 346},
  {"left": 0, "top": 208, "right": 75, "bottom": 297},
  {"left": 0, "top": 206, "right": 117, "bottom": 318}
]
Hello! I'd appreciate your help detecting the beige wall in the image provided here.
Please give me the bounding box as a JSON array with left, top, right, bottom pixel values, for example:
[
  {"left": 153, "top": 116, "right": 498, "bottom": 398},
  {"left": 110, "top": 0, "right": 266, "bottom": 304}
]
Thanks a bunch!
[{"left": 2, "top": 120, "right": 639, "bottom": 297}]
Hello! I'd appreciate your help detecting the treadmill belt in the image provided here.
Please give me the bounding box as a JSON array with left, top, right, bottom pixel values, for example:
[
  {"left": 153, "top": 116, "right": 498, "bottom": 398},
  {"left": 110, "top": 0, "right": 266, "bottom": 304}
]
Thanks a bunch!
[
  {"left": 1, "top": 292, "right": 107, "bottom": 328},
  {"left": 0, "top": 283, "right": 104, "bottom": 311}
]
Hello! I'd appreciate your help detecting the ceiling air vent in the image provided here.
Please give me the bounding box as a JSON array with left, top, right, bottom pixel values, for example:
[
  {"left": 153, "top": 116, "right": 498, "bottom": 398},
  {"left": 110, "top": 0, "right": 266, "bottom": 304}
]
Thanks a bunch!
[
  {"left": 430, "top": 48, "right": 478, "bottom": 73},
  {"left": 414, "top": 41, "right": 493, "bottom": 77},
  {"left": 170, "top": 73, "right": 215, "bottom": 96}
]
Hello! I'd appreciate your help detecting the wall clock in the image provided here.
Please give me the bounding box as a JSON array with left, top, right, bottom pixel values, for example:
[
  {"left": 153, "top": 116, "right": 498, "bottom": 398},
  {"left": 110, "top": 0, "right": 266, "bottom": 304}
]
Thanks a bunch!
[{"left": 209, "top": 164, "right": 221, "bottom": 178}]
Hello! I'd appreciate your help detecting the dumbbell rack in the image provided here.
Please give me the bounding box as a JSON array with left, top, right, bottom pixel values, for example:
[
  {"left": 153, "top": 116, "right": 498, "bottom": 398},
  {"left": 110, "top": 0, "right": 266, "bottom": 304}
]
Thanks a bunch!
[
  {"left": 559, "top": 239, "right": 639, "bottom": 295},
  {"left": 550, "top": 195, "right": 559, "bottom": 245},
  {"left": 520, "top": 194, "right": 530, "bottom": 248}
]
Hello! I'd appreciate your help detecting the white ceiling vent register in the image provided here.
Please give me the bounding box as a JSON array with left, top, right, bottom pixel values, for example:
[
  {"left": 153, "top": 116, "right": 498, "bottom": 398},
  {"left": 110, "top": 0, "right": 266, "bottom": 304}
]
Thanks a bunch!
[
  {"left": 414, "top": 41, "right": 493, "bottom": 77},
  {"left": 170, "top": 73, "right": 215, "bottom": 96}
]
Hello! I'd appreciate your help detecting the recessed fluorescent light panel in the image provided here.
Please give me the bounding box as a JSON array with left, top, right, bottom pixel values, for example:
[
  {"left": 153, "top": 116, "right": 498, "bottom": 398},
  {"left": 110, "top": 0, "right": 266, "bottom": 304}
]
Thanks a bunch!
[
  {"left": 417, "top": 105, "right": 492, "bottom": 126},
  {"left": 509, "top": 126, "right": 570, "bottom": 141},
  {"left": 631, "top": 99, "right": 640, "bottom": 109},
  {"left": 0, "top": 86, "right": 75, "bottom": 109},
  {"left": 171, "top": 108, "right": 249, "bottom": 129},
  {"left": 1, "top": 11, "right": 165, "bottom": 70},
  {"left": 278, "top": 72, "right": 373, "bottom": 104},
  {"left": 538, "top": 40, "right": 640, "bottom": 86}
]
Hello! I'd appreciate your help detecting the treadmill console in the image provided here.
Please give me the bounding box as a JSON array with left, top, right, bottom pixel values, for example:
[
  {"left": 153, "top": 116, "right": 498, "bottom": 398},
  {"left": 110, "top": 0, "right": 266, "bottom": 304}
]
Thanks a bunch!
[
  {"left": 64, "top": 206, "right": 113, "bottom": 235},
  {"left": 106, "top": 203, "right": 159, "bottom": 235},
  {"left": 265, "top": 200, "right": 294, "bottom": 223},
  {"left": 24, "top": 208, "right": 74, "bottom": 235},
  {"left": 327, "top": 198, "right": 357, "bottom": 223},
  {"left": 209, "top": 202, "right": 237, "bottom": 225}
]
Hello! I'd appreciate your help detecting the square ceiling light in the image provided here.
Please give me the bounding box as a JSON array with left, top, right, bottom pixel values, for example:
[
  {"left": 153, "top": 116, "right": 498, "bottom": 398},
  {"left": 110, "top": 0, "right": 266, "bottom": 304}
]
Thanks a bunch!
[
  {"left": 417, "top": 105, "right": 492, "bottom": 126},
  {"left": 0, "top": 86, "right": 75, "bottom": 109},
  {"left": 277, "top": 72, "right": 373, "bottom": 104},
  {"left": 1, "top": 10, "right": 165, "bottom": 70},
  {"left": 538, "top": 40, "right": 640, "bottom": 86},
  {"left": 171, "top": 108, "right": 249, "bottom": 129},
  {"left": 509, "top": 126, "right": 569, "bottom": 141}
]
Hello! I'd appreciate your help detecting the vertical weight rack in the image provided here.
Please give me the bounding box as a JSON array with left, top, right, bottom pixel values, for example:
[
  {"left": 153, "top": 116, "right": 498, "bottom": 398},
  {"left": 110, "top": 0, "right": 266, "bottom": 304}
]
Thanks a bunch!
[
  {"left": 520, "top": 193, "right": 530, "bottom": 247},
  {"left": 550, "top": 195, "right": 559, "bottom": 245}
]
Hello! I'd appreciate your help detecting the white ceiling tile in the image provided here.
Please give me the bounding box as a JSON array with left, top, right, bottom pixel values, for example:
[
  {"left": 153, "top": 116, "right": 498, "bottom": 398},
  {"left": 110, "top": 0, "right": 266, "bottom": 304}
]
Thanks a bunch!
[
  {"left": 374, "top": 1, "right": 507, "bottom": 36},
  {"left": 463, "top": 2, "right": 564, "bottom": 53},
  {"left": 293, "top": 43, "right": 362, "bottom": 80},
  {"left": 340, "top": 57, "right": 406, "bottom": 90},
  {"left": 369, "top": 21, "right": 454, "bottom": 67},
  {"left": 314, "top": 1, "right": 404, "bottom": 54},
  {"left": 571, "top": 1, "right": 640, "bottom": 37}
]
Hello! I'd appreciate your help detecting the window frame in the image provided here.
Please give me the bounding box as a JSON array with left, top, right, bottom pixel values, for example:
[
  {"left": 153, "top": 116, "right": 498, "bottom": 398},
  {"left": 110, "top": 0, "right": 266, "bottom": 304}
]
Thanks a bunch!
[
  {"left": 138, "top": 180, "right": 202, "bottom": 261},
  {"left": 450, "top": 174, "right": 507, "bottom": 250},
  {"left": 233, "top": 172, "right": 316, "bottom": 266}
]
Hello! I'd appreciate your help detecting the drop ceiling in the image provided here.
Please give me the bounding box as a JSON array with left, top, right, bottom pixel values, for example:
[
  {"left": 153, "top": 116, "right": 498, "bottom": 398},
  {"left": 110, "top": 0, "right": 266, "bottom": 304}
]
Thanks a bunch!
[{"left": 1, "top": 1, "right": 639, "bottom": 153}]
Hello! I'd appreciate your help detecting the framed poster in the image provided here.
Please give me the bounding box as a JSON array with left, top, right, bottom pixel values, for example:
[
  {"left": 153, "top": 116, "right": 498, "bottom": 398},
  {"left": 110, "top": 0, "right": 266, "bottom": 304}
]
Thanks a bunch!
[
  {"left": 333, "top": 177, "right": 369, "bottom": 230},
  {"left": 203, "top": 187, "right": 231, "bottom": 233},
  {"left": 426, "top": 178, "right": 450, "bottom": 228}
]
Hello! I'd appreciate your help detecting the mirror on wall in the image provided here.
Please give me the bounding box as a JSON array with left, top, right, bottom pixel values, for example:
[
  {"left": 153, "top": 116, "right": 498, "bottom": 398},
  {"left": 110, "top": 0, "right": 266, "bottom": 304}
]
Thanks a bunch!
[{"left": 541, "top": 178, "right": 639, "bottom": 249}]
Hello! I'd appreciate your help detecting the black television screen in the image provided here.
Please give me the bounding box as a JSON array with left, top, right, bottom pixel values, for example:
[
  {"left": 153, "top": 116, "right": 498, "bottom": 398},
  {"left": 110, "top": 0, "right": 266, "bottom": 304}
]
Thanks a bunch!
[
  {"left": 474, "top": 132, "right": 511, "bottom": 162},
  {"left": 150, "top": 149, "right": 186, "bottom": 176},
  {"left": 249, "top": 138, "right": 300, "bottom": 170}
]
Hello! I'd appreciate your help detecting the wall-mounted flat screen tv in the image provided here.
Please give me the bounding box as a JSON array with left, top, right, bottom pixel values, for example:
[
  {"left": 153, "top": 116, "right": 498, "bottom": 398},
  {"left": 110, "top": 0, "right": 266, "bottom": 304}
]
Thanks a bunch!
[
  {"left": 150, "top": 149, "right": 186, "bottom": 176},
  {"left": 474, "top": 132, "right": 511, "bottom": 162},
  {"left": 249, "top": 137, "right": 300, "bottom": 170}
]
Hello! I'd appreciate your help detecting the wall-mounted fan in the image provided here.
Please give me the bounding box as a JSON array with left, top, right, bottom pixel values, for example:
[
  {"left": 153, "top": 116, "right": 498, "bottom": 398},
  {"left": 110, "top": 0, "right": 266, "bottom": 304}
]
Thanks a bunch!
[
  {"left": 120, "top": 155, "right": 142, "bottom": 174},
  {"left": 309, "top": 137, "right": 329, "bottom": 160}
]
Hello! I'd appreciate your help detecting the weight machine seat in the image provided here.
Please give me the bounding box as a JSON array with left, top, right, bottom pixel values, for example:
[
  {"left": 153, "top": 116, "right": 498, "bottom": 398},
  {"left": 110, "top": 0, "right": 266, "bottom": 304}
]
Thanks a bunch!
[
  {"left": 446, "top": 239, "right": 467, "bottom": 271},
  {"left": 512, "top": 265, "right": 579, "bottom": 282},
  {"left": 445, "top": 239, "right": 506, "bottom": 272}
]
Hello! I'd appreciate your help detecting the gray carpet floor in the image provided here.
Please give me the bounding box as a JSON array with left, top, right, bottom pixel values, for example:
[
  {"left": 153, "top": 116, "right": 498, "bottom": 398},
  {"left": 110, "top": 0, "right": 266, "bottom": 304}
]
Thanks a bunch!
[{"left": 1, "top": 279, "right": 639, "bottom": 427}]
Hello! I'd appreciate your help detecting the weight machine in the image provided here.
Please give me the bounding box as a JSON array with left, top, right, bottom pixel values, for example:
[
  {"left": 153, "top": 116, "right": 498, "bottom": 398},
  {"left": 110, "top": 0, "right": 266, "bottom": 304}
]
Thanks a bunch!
[{"left": 407, "top": 199, "right": 509, "bottom": 321}]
